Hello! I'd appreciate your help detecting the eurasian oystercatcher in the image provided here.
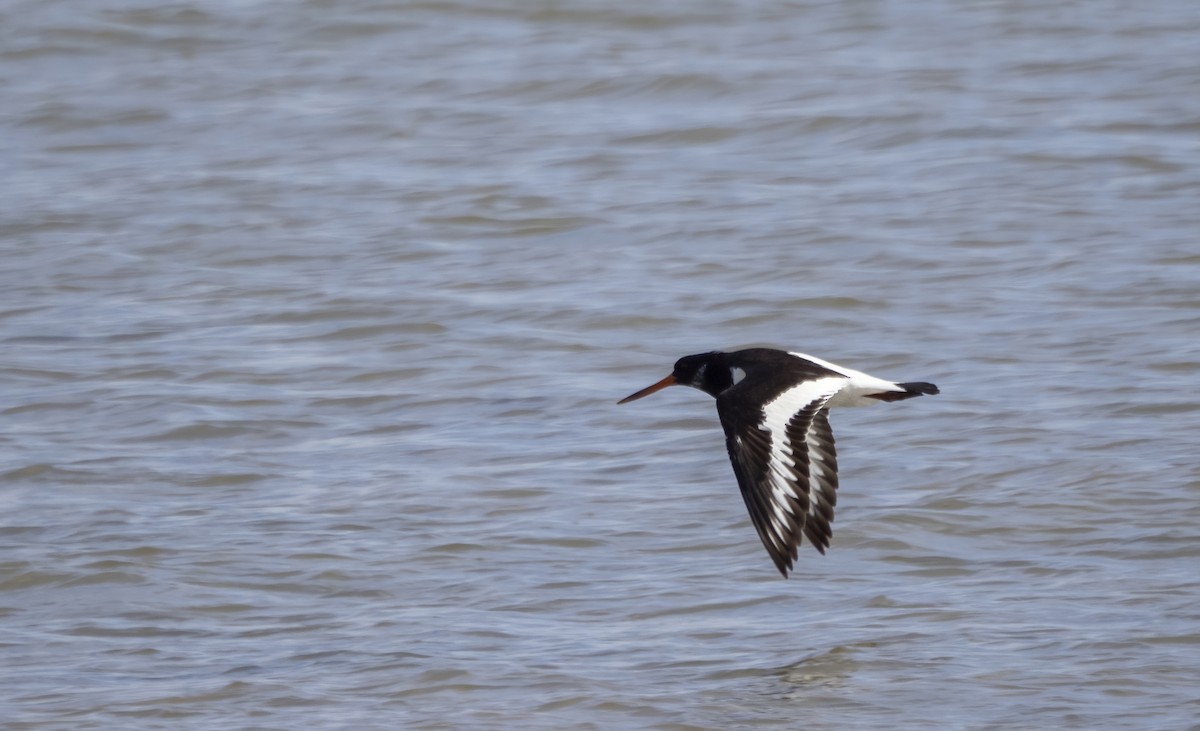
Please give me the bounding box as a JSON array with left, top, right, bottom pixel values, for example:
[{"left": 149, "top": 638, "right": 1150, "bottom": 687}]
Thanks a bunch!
[{"left": 618, "top": 348, "right": 939, "bottom": 577}]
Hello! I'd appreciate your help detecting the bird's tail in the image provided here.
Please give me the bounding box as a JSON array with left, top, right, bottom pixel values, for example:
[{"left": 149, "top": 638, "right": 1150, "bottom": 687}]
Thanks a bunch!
[{"left": 868, "top": 381, "right": 940, "bottom": 402}]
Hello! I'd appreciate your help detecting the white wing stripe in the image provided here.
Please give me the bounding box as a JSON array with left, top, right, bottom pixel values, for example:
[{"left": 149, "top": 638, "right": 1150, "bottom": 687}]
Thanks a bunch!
[
  {"left": 757, "top": 377, "right": 846, "bottom": 549},
  {"left": 770, "top": 478, "right": 799, "bottom": 515}
]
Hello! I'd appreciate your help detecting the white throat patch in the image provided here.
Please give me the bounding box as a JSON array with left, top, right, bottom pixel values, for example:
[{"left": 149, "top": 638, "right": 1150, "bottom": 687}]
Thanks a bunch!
[{"left": 731, "top": 366, "right": 746, "bottom": 385}]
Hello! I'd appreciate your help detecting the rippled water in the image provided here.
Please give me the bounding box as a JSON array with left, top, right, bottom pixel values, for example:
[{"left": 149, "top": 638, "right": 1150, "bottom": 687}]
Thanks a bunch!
[{"left": 3, "top": 1, "right": 1199, "bottom": 728}]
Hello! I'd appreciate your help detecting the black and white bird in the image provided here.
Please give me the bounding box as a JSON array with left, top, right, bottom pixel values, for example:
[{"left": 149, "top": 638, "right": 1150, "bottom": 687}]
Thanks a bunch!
[{"left": 618, "top": 348, "right": 939, "bottom": 577}]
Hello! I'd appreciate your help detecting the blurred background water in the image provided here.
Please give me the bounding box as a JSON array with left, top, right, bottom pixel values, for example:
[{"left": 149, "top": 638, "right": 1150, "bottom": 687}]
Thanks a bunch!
[{"left": 2, "top": 1, "right": 1198, "bottom": 729}]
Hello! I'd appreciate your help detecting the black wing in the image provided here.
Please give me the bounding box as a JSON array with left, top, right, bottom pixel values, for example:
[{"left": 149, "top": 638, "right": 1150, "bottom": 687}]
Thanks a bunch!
[
  {"left": 717, "top": 380, "right": 841, "bottom": 577},
  {"left": 801, "top": 407, "right": 838, "bottom": 554}
]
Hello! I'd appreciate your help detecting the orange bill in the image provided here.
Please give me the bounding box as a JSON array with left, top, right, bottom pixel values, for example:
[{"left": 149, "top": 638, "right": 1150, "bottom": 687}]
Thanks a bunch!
[{"left": 617, "top": 373, "right": 676, "bottom": 404}]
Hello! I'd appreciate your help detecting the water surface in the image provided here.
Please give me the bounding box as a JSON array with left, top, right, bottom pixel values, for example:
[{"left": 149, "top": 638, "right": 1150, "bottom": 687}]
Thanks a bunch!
[{"left": 2, "top": 1, "right": 1199, "bottom": 729}]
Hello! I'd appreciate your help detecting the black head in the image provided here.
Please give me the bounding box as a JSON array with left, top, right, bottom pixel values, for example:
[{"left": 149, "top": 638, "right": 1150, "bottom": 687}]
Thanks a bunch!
[
  {"left": 669, "top": 351, "right": 728, "bottom": 393},
  {"left": 617, "top": 351, "right": 730, "bottom": 404}
]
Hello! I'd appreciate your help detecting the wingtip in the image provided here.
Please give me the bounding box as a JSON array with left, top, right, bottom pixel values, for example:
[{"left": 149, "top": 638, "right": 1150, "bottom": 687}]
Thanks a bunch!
[{"left": 769, "top": 552, "right": 794, "bottom": 578}]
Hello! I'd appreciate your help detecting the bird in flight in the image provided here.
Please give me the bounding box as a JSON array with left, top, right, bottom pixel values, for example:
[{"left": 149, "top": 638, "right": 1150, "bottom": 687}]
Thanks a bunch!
[{"left": 618, "top": 348, "right": 939, "bottom": 577}]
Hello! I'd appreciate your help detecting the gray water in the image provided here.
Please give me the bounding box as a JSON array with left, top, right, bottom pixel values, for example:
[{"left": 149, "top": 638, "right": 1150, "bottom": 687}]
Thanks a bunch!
[{"left": 2, "top": 1, "right": 1199, "bottom": 729}]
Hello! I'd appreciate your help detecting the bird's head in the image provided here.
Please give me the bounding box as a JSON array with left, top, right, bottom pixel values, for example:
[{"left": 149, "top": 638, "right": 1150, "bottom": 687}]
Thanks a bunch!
[{"left": 617, "top": 351, "right": 726, "bottom": 404}]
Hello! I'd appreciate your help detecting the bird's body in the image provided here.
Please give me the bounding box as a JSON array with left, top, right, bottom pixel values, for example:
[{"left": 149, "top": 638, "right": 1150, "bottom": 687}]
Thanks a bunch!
[{"left": 618, "top": 347, "right": 939, "bottom": 577}]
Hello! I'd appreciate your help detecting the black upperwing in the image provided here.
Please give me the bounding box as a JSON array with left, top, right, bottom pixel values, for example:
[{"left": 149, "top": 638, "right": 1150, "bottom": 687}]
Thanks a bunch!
[{"left": 716, "top": 376, "right": 842, "bottom": 577}]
